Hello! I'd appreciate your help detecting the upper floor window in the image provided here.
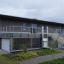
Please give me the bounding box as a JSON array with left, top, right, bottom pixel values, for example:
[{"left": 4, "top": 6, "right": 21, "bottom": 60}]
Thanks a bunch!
[
  {"left": 44, "top": 26, "right": 48, "bottom": 33},
  {"left": 56, "top": 28, "right": 61, "bottom": 33},
  {"left": 31, "top": 24, "right": 37, "bottom": 33},
  {"left": 23, "top": 23, "right": 31, "bottom": 28}
]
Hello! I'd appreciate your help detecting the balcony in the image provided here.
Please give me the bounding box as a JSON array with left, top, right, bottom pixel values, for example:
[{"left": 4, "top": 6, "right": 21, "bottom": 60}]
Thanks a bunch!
[{"left": 0, "top": 26, "right": 42, "bottom": 38}]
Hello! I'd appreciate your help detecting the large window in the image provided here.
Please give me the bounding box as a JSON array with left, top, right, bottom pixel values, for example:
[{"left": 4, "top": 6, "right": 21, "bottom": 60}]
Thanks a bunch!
[
  {"left": 0, "top": 23, "right": 42, "bottom": 33},
  {"left": 32, "top": 38, "right": 41, "bottom": 48},
  {"left": 44, "top": 26, "right": 48, "bottom": 33},
  {"left": 31, "top": 24, "right": 37, "bottom": 33},
  {"left": 13, "top": 38, "right": 41, "bottom": 50},
  {"left": 13, "top": 38, "right": 31, "bottom": 50}
]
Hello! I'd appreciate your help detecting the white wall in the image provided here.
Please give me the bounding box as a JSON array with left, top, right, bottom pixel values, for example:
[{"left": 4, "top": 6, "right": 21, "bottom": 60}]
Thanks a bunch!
[
  {"left": 2, "top": 39, "right": 10, "bottom": 52},
  {"left": 43, "top": 38, "right": 48, "bottom": 48},
  {"left": 43, "top": 38, "right": 48, "bottom": 41},
  {"left": 43, "top": 41, "right": 48, "bottom": 48}
]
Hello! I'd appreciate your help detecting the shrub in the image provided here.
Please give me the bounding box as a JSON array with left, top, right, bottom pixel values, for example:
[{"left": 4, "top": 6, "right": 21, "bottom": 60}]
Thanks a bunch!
[
  {"left": 3, "top": 49, "right": 60, "bottom": 61},
  {"left": 22, "top": 44, "right": 28, "bottom": 53},
  {"left": 5, "top": 51, "right": 38, "bottom": 61}
]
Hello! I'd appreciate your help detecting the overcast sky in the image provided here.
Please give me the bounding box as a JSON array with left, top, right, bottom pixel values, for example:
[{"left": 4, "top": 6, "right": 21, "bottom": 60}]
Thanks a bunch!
[{"left": 0, "top": 0, "right": 64, "bottom": 23}]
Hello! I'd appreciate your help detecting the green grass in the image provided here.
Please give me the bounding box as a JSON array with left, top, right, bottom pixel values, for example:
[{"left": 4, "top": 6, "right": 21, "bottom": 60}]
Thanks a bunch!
[
  {"left": 0, "top": 54, "right": 17, "bottom": 64},
  {"left": 0, "top": 48, "right": 60, "bottom": 64},
  {"left": 39, "top": 58, "right": 64, "bottom": 64},
  {"left": 35, "top": 48, "right": 60, "bottom": 56}
]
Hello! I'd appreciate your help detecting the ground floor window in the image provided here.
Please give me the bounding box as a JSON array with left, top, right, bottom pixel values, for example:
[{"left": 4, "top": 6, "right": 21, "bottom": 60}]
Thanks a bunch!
[
  {"left": 32, "top": 38, "right": 41, "bottom": 48},
  {"left": 13, "top": 38, "right": 31, "bottom": 50},
  {"left": 12, "top": 38, "right": 41, "bottom": 50}
]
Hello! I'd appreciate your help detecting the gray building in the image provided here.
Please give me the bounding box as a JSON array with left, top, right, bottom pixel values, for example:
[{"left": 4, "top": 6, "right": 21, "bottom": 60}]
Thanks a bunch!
[{"left": 0, "top": 14, "right": 64, "bottom": 53}]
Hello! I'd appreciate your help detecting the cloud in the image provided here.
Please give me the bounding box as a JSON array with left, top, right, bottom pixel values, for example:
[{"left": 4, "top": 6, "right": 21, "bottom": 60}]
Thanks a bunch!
[{"left": 0, "top": 0, "right": 64, "bottom": 23}]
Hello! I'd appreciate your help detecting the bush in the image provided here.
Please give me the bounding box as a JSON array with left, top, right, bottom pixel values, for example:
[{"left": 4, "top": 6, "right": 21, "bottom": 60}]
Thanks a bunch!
[
  {"left": 3, "top": 49, "right": 60, "bottom": 61},
  {"left": 16, "top": 51, "right": 38, "bottom": 60},
  {"left": 4, "top": 51, "right": 38, "bottom": 61},
  {"left": 22, "top": 44, "right": 28, "bottom": 53}
]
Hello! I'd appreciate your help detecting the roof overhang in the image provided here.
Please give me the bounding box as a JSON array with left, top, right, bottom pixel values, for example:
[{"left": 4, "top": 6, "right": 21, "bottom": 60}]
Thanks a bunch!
[{"left": 0, "top": 14, "right": 64, "bottom": 27}]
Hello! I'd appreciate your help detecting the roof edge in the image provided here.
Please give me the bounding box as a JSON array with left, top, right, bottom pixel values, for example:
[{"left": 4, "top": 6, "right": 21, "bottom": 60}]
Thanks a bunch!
[{"left": 0, "top": 14, "right": 64, "bottom": 26}]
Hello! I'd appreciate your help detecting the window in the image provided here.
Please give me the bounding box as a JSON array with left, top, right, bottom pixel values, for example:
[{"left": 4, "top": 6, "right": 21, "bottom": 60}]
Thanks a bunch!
[
  {"left": 37, "top": 25, "right": 42, "bottom": 33},
  {"left": 23, "top": 23, "right": 31, "bottom": 32},
  {"left": 31, "top": 24, "right": 37, "bottom": 33},
  {"left": 44, "top": 26, "right": 47, "bottom": 33},
  {"left": 44, "top": 34, "right": 48, "bottom": 38},
  {"left": 56, "top": 29, "right": 60, "bottom": 33}
]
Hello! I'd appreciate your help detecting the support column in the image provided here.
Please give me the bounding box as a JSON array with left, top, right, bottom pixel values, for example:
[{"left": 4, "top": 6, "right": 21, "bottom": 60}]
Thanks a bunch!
[
  {"left": 42, "top": 26, "right": 44, "bottom": 48},
  {"left": 31, "top": 38, "right": 32, "bottom": 48},
  {"left": 30, "top": 24, "right": 33, "bottom": 48},
  {"left": 10, "top": 38, "right": 13, "bottom": 52}
]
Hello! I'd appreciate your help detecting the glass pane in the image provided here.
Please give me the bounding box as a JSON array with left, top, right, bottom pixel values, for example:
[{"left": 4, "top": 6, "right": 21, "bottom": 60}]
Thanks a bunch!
[
  {"left": 13, "top": 38, "right": 31, "bottom": 50},
  {"left": 44, "top": 26, "right": 47, "bottom": 33}
]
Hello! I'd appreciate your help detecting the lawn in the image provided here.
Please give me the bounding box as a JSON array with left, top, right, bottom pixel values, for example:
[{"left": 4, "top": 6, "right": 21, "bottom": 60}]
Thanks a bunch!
[
  {"left": 39, "top": 58, "right": 64, "bottom": 64},
  {"left": 0, "top": 48, "right": 60, "bottom": 64},
  {"left": 35, "top": 48, "right": 60, "bottom": 56},
  {"left": 0, "top": 54, "right": 16, "bottom": 64}
]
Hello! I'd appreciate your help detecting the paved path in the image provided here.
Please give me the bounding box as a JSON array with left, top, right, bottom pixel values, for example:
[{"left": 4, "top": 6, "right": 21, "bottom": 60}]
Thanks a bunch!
[{"left": 21, "top": 53, "right": 64, "bottom": 64}]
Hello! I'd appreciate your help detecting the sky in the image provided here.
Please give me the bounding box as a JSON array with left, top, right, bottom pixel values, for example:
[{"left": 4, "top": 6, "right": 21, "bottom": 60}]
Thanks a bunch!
[{"left": 0, "top": 0, "right": 64, "bottom": 23}]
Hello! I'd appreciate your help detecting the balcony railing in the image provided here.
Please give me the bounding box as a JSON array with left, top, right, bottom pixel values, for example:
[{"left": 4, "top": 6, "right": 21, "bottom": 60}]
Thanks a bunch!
[
  {"left": 0, "top": 26, "right": 42, "bottom": 38},
  {"left": 0, "top": 32, "right": 41, "bottom": 38}
]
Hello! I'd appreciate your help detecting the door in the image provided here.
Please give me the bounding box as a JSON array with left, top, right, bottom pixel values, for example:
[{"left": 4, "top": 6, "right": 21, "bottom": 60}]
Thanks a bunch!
[{"left": 2, "top": 39, "right": 10, "bottom": 52}]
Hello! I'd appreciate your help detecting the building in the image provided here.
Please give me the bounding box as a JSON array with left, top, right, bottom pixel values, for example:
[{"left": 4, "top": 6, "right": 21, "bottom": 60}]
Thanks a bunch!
[{"left": 0, "top": 14, "right": 64, "bottom": 53}]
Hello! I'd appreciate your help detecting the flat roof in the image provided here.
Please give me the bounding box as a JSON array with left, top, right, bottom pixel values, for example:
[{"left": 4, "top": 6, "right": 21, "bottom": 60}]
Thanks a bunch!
[{"left": 0, "top": 14, "right": 64, "bottom": 27}]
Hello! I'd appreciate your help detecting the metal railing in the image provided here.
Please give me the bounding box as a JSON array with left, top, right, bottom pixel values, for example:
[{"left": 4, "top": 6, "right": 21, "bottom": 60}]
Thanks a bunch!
[{"left": 0, "top": 32, "right": 41, "bottom": 38}]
